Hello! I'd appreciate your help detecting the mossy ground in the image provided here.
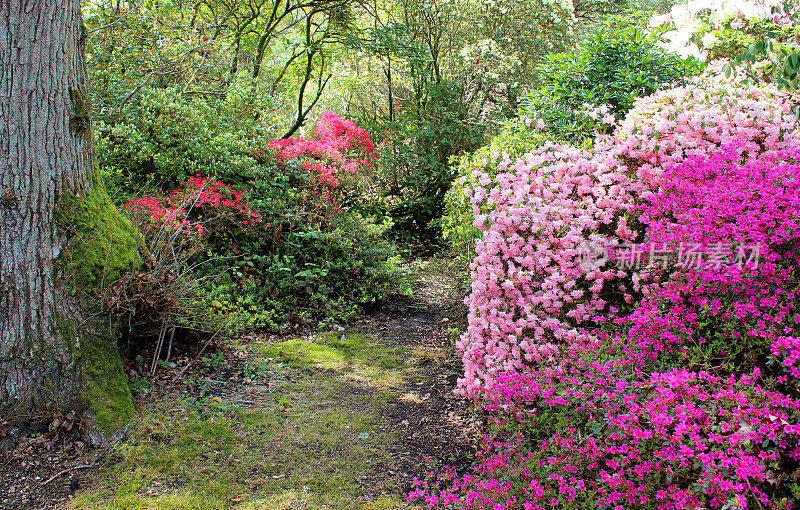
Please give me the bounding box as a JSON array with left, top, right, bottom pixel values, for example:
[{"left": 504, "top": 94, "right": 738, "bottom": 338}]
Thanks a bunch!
[
  {"left": 67, "top": 331, "right": 416, "bottom": 510},
  {"left": 67, "top": 255, "right": 478, "bottom": 510},
  {"left": 257, "top": 331, "right": 407, "bottom": 388}
]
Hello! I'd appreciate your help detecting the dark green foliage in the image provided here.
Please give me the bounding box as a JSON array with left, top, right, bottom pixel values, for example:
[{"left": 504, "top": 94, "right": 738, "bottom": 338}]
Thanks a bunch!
[
  {"left": 114, "top": 164, "right": 401, "bottom": 338},
  {"left": 95, "top": 87, "right": 267, "bottom": 199},
  {"left": 240, "top": 158, "right": 403, "bottom": 329},
  {"left": 522, "top": 23, "right": 701, "bottom": 144},
  {"left": 197, "top": 206, "right": 402, "bottom": 334},
  {"left": 704, "top": 18, "right": 800, "bottom": 61},
  {"left": 368, "top": 81, "right": 485, "bottom": 244}
]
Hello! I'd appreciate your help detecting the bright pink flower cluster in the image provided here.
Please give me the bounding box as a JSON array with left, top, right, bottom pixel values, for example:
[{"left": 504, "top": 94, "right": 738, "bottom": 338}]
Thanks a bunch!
[
  {"left": 413, "top": 365, "right": 800, "bottom": 509},
  {"left": 267, "top": 111, "right": 378, "bottom": 189},
  {"left": 618, "top": 148, "right": 800, "bottom": 371},
  {"left": 124, "top": 175, "right": 261, "bottom": 237},
  {"left": 419, "top": 76, "right": 800, "bottom": 508}
]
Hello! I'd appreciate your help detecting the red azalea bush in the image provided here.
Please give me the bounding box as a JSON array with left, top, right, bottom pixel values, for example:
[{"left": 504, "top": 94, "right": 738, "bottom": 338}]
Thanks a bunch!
[
  {"left": 110, "top": 176, "right": 264, "bottom": 348},
  {"left": 123, "top": 175, "right": 262, "bottom": 243},
  {"left": 266, "top": 111, "right": 379, "bottom": 211},
  {"left": 413, "top": 77, "right": 800, "bottom": 508},
  {"left": 125, "top": 111, "right": 378, "bottom": 236},
  {"left": 118, "top": 114, "right": 401, "bottom": 335}
]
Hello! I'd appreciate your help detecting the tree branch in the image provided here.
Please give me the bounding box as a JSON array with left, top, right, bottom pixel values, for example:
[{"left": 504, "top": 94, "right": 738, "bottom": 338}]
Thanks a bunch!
[{"left": 87, "top": 1, "right": 145, "bottom": 35}]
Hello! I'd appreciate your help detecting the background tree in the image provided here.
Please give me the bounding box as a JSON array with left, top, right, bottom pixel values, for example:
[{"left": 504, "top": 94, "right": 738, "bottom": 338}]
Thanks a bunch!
[
  {"left": 84, "top": 0, "right": 352, "bottom": 138},
  {"left": 0, "top": 0, "right": 139, "bottom": 442},
  {"left": 81, "top": 0, "right": 661, "bottom": 256}
]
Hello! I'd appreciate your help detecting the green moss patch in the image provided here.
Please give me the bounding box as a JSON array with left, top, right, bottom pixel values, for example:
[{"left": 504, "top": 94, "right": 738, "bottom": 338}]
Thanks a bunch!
[
  {"left": 265, "top": 339, "right": 348, "bottom": 369},
  {"left": 80, "top": 333, "right": 135, "bottom": 434},
  {"left": 69, "top": 369, "right": 405, "bottom": 510},
  {"left": 258, "top": 332, "right": 407, "bottom": 387},
  {"left": 68, "top": 324, "right": 421, "bottom": 510},
  {"left": 56, "top": 170, "right": 141, "bottom": 295},
  {"left": 234, "top": 492, "right": 409, "bottom": 510},
  {"left": 53, "top": 171, "right": 141, "bottom": 438}
]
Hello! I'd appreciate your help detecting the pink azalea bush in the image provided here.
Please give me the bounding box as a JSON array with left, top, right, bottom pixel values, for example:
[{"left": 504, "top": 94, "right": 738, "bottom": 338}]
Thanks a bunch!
[
  {"left": 413, "top": 76, "right": 800, "bottom": 507},
  {"left": 458, "top": 76, "right": 800, "bottom": 398},
  {"left": 613, "top": 78, "right": 800, "bottom": 188},
  {"left": 456, "top": 141, "right": 639, "bottom": 399}
]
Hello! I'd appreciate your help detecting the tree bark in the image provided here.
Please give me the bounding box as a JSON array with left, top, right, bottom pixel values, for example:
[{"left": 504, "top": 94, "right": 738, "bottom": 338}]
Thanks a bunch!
[{"left": 0, "top": 0, "right": 136, "bottom": 444}]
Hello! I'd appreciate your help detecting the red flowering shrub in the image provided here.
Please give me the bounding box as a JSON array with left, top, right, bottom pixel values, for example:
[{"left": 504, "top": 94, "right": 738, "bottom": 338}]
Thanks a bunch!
[
  {"left": 121, "top": 142, "right": 399, "bottom": 334},
  {"left": 123, "top": 175, "right": 261, "bottom": 242},
  {"left": 117, "top": 176, "right": 274, "bottom": 337},
  {"left": 266, "top": 111, "right": 378, "bottom": 211}
]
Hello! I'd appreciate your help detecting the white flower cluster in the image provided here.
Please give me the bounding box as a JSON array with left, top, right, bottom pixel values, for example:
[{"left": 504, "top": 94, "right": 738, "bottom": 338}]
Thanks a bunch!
[
  {"left": 649, "top": 0, "right": 794, "bottom": 60},
  {"left": 542, "top": 0, "right": 574, "bottom": 11}
]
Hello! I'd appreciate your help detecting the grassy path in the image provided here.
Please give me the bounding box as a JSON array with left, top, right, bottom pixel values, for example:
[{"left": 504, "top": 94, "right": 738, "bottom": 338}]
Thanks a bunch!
[{"left": 65, "top": 258, "right": 478, "bottom": 510}]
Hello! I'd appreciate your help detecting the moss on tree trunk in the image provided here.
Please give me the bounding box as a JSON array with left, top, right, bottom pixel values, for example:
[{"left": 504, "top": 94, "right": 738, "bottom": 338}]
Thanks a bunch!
[{"left": 56, "top": 170, "right": 142, "bottom": 439}]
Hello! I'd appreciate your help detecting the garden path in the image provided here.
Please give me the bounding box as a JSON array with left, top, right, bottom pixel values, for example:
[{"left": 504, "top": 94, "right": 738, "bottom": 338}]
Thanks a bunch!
[{"left": 0, "top": 256, "right": 480, "bottom": 510}]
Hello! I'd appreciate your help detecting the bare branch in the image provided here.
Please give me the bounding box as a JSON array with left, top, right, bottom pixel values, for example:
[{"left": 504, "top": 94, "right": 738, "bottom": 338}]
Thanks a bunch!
[{"left": 87, "top": 1, "right": 145, "bottom": 35}]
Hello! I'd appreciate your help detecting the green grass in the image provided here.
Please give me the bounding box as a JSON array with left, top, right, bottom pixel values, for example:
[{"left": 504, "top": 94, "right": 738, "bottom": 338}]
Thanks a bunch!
[
  {"left": 68, "top": 331, "right": 415, "bottom": 510},
  {"left": 256, "top": 332, "right": 407, "bottom": 388},
  {"left": 235, "top": 491, "right": 409, "bottom": 510}
]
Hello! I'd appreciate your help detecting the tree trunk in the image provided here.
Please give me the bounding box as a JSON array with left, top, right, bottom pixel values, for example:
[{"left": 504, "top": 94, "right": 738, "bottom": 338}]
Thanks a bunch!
[{"left": 0, "top": 0, "right": 138, "bottom": 445}]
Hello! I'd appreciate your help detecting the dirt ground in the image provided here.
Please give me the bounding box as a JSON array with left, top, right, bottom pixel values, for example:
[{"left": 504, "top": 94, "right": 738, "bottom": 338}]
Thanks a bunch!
[{"left": 0, "top": 256, "right": 482, "bottom": 510}]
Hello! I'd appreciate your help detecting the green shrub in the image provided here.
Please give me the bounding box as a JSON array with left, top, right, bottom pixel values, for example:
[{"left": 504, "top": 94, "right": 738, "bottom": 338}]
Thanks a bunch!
[
  {"left": 297, "top": 211, "right": 403, "bottom": 311},
  {"left": 367, "top": 81, "right": 485, "bottom": 244},
  {"left": 95, "top": 86, "right": 269, "bottom": 199},
  {"left": 700, "top": 18, "right": 800, "bottom": 91},
  {"left": 116, "top": 156, "right": 404, "bottom": 338},
  {"left": 521, "top": 22, "right": 701, "bottom": 144},
  {"left": 122, "top": 179, "right": 404, "bottom": 337}
]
